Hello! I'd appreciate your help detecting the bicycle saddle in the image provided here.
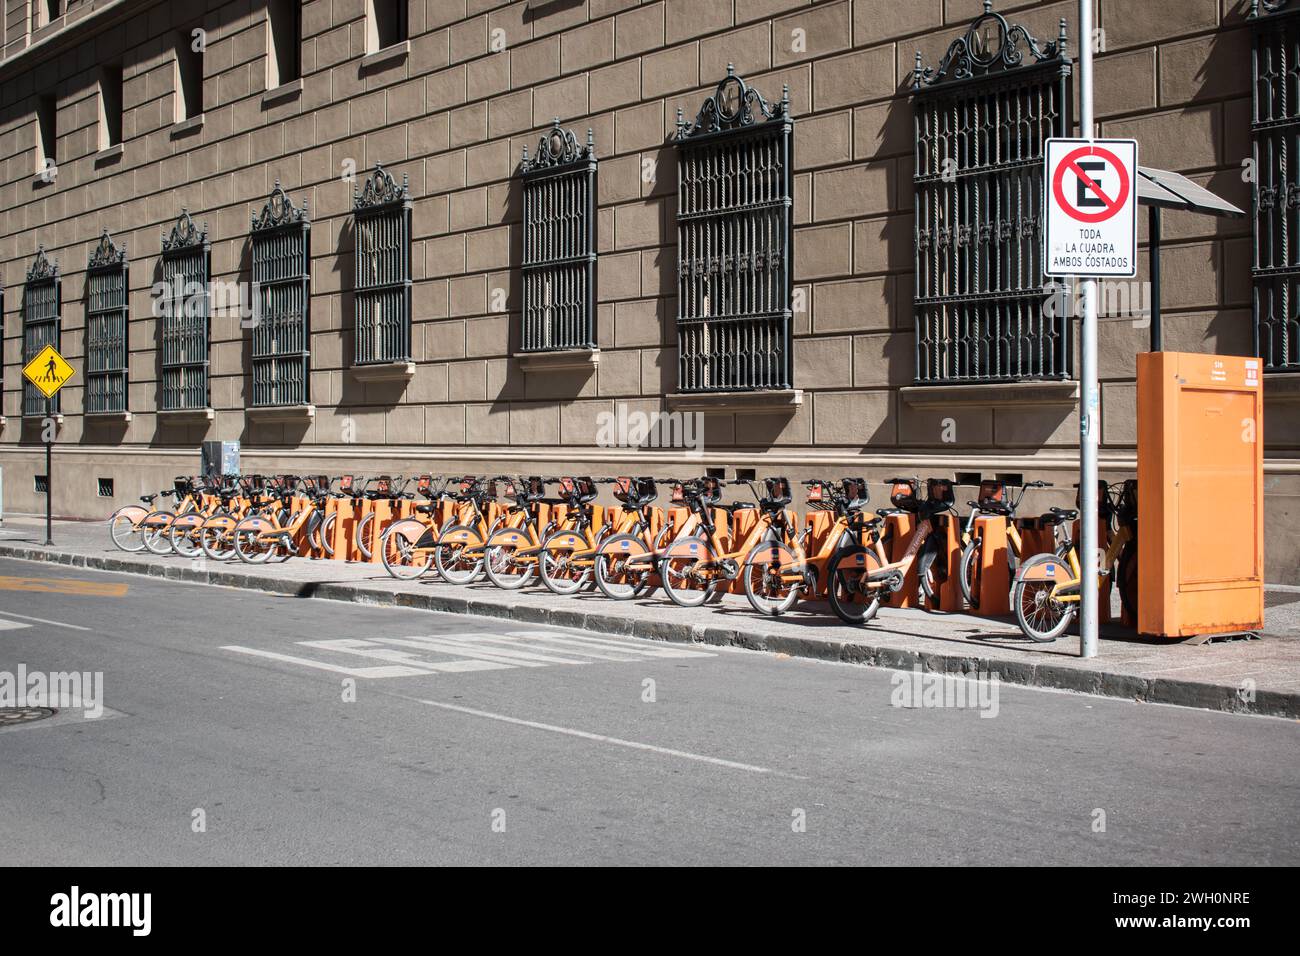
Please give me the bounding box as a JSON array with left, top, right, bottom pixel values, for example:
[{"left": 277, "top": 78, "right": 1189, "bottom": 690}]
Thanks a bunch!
[{"left": 1043, "top": 507, "right": 1078, "bottom": 523}]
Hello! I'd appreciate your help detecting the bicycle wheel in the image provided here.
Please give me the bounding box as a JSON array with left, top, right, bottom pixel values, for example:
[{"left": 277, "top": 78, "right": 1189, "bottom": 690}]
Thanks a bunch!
[
  {"left": 234, "top": 518, "right": 277, "bottom": 564},
  {"left": 483, "top": 531, "right": 537, "bottom": 590},
  {"left": 355, "top": 512, "right": 375, "bottom": 560},
  {"left": 141, "top": 513, "right": 175, "bottom": 555},
  {"left": 169, "top": 515, "right": 204, "bottom": 558},
  {"left": 742, "top": 540, "right": 802, "bottom": 616},
  {"left": 108, "top": 510, "right": 147, "bottom": 552},
  {"left": 381, "top": 521, "right": 433, "bottom": 580},
  {"left": 658, "top": 535, "right": 714, "bottom": 608},
  {"left": 199, "top": 518, "right": 237, "bottom": 561},
  {"left": 538, "top": 531, "right": 590, "bottom": 596},
  {"left": 827, "top": 544, "right": 884, "bottom": 625},
  {"left": 319, "top": 512, "right": 337, "bottom": 557},
  {"left": 959, "top": 538, "right": 982, "bottom": 610},
  {"left": 1012, "top": 552, "right": 1075, "bottom": 642},
  {"left": 594, "top": 533, "right": 653, "bottom": 600},
  {"left": 433, "top": 524, "right": 485, "bottom": 585}
]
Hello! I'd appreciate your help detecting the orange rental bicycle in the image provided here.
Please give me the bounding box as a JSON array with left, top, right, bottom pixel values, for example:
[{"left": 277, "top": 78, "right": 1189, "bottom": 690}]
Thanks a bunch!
[
  {"left": 657, "top": 477, "right": 801, "bottom": 611},
  {"left": 825, "top": 477, "right": 957, "bottom": 624}
]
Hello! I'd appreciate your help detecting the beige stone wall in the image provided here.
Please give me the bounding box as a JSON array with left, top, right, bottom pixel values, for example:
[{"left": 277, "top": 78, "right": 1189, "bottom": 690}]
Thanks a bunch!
[{"left": 0, "top": 0, "right": 1296, "bottom": 578}]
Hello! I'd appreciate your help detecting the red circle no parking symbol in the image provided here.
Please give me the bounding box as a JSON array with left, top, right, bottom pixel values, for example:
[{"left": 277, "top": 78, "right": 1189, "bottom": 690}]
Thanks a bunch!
[{"left": 1052, "top": 145, "right": 1131, "bottom": 224}]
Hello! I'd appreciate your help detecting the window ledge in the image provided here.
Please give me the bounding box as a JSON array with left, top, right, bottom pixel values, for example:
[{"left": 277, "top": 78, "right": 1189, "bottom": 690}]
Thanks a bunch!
[
  {"left": 261, "top": 78, "right": 303, "bottom": 108},
  {"left": 157, "top": 407, "right": 214, "bottom": 424},
  {"left": 21, "top": 412, "right": 64, "bottom": 424},
  {"left": 0, "top": 415, "right": 6, "bottom": 429},
  {"left": 169, "top": 114, "right": 205, "bottom": 138},
  {"left": 351, "top": 361, "right": 415, "bottom": 383},
  {"left": 85, "top": 410, "right": 132, "bottom": 423},
  {"left": 665, "top": 389, "right": 804, "bottom": 414},
  {"left": 360, "top": 41, "right": 410, "bottom": 72},
  {"left": 93, "top": 143, "right": 124, "bottom": 165},
  {"left": 518, "top": 348, "right": 600, "bottom": 372},
  {"left": 901, "top": 380, "right": 1079, "bottom": 408},
  {"left": 1264, "top": 371, "right": 1300, "bottom": 403},
  {"left": 246, "top": 404, "right": 316, "bottom": 423},
  {"left": 31, "top": 170, "right": 57, "bottom": 187}
]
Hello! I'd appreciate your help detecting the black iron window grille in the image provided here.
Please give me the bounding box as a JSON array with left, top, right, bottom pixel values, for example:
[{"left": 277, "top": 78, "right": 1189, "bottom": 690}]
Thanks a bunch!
[
  {"left": 251, "top": 182, "right": 311, "bottom": 406},
  {"left": 86, "top": 230, "right": 129, "bottom": 415},
  {"left": 22, "top": 246, "right": 61, "bottom": 417},
  {"left": 520, "top": 121, "right": 597, "bottom": 352},
  {"left": 673, "top": 65, "right": 794, "bottom": 392},
  {"left": 159, "top": 209, "right": 211, "bottom": 411},
  {"left": 912, "top": 3, "right": 1073, "bottom": 385},
  {"left": 352, "top": 164, "right": 412, "bottom": 365},
  {"left": 1251, "top": 0, "right": 1300, "bottom": 372}
]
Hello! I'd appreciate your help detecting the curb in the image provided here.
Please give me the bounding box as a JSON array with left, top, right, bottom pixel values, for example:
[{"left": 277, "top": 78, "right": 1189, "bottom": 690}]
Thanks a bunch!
[{"left": 1, "top": 541, "right": 1293, "bottom": 720}]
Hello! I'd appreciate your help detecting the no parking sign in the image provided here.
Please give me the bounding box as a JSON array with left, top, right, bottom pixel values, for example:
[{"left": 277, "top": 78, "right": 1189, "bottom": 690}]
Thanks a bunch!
[{"left": 1044, "top": 138, "right": 1138, "bottom": 277}]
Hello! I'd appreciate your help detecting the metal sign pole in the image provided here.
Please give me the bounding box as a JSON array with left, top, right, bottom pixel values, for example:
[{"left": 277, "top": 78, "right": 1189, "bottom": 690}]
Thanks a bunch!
[
  {"left": 1078, "top": 0, "right": 1099, "bottom": 659},
  {"left": 44, "top": 395, "right": 53, "bottom": 545}
]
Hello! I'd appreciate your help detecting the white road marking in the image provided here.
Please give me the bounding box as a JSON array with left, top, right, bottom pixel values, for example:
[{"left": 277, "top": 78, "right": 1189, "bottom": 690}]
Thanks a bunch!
[
  {"left": 221, "top": 629, "right": 716, "bottom": 679},
  {"left": 0, "top": 618, "right": 33, "bottom": 631},
  {"left": 412, "top": 697, "right": 805, "bottom": 779},
  {"left": 0, "top": 611, "right": 91, "bottom": 631},
  {"left": 220, "top": 645, "right": 443, "bottom": 679}
]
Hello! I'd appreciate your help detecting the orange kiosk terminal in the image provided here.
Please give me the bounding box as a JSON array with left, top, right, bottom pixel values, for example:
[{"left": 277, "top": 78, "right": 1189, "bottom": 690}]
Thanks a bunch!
[{"left": 1136, "top": 351, "right": 1264, "bottom": 640}]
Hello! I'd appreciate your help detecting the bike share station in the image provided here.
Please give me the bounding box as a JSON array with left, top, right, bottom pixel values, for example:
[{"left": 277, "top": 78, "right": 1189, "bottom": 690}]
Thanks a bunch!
[{"left": 1033, "top": 4, "right": 1262, "bottom": 653}]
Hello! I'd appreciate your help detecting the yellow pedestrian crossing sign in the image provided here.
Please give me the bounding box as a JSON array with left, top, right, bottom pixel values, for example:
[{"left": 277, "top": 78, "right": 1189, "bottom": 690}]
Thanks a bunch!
[{"left": 23, "top": 344, "right": 74, "bottom": 399}]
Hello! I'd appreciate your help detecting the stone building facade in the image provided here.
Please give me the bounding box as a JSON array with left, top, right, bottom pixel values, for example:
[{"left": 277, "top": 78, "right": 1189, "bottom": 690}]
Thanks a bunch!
[{"left": 0, "top": 0, "right": 1297, "bottom": 581}]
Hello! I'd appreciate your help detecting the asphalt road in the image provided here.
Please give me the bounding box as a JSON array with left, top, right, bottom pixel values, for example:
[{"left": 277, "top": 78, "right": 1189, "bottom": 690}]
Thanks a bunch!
[{"left": 0, "top": 556, "right": 1297, "bottom": 866}]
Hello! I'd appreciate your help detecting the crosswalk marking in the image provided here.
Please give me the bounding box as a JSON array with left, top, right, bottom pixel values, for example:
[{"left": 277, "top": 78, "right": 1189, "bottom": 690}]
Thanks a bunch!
[{"left": 222, "top": 629, "right": 715, "bottom": 679}]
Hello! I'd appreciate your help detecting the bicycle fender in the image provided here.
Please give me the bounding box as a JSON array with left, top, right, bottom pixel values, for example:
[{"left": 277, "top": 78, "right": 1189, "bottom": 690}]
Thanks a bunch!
[
  {"left": 239, "top": 516, "right": 276, "bottom": 533},
  {"left": 170, "top": 512, "right": 204, "bottom": 529},
  {"left": 440, "top": 527, "right": 483, "bottom": 546},
  {"left": 203, "top": 514, "right": 237, "bottom": 530},
  {"left": 744, "top": 542, "right": 797, "bottom": 568},
  {"left": 1017, "top": 559, "right": 1064, "bottom": 583},
  {"left": 487, "top": 528, "right": 531, "bottom": 549},
  {"left": 385, "top": 518, "right": 428, "bottom": 542},
  {"left": 834, "top": 548, "right": 870, "bottom": 573},
  {"left": 662, "top": 538, "right": 708, "bottom": 560},
  {"left": 545, "top": 531, "right": 586, "bottom": 551},
  {"left": 110, "top": 505, "right": 149, "bottom": 524}
]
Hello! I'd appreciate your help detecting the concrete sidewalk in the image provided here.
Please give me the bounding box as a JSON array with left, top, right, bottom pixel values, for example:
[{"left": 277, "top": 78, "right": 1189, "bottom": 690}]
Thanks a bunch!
[{"left": 1, "top": 515, "right": 1298, "bottom": 718}]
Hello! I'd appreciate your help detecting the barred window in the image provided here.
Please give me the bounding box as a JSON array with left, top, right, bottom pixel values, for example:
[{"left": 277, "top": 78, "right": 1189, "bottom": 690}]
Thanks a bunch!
[
  {"left": 22, "top": 246, "right": 61, "bottom": 417},
  {"left": 159, "top": 209, "right": 211, "bottom": 411},
  {"left": 673, "top": 67, "right": 793, "bottom": 392},
  {"left": 86, "top": 230, "right": 129, "bottom": 415},
  {"left": 251, "top": 182, "right": 311, "bottom": 406},
  {"left": 912, "top": 6, "right": 1073, "bottom": 384},
  {"left": 352, "top": 164, "right": 412, "bottom": 366},
  {"left": 520, "top": 121, "right": 597, "bottom": 352},
  {"left": 1251, "top": 0, "right": 1300, "bottom": 372}
]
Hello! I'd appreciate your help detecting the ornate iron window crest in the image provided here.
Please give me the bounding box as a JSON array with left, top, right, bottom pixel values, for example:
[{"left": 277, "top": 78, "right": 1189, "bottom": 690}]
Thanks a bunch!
[
  {"left": 88, "top": 229, "right": 127, "bottom": 269},
  {"left": 521, "top": 119, "right": 594, "bottom": 172},
  {"left": 674, "top": 64, "right": 789, "bottom": 140},
  {"left": 1250, "top": 0, "right": 1294, "bottom": 16},
  {"left": 912, "top": 1, "right": 1068, "bottom": 91},
  {"left": 353, "top": 163, "right": 410, "bottom": 211},
  {"left": 162, "top": 209, "right": 208, "bottom": 252},
  {"left": 26, "top": 245, "right": 59, "bottom": 282},
  {"left": 252, "top": 180, "right": 309, "bottom": 231}
]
